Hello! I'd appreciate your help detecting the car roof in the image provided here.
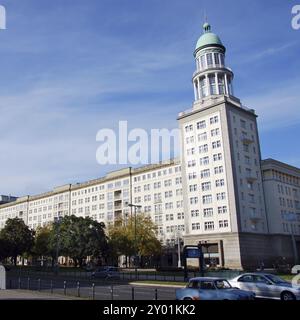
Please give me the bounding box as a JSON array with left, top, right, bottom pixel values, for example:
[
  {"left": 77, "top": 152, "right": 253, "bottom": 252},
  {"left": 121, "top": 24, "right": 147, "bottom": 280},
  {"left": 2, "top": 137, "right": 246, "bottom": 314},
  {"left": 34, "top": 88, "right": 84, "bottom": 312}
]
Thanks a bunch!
[
  {"left": 237, "top": 272, "right": 275, "bottom": 277},
  {"left": 189, "top": 277, "right": 227, "bottom": 281}
]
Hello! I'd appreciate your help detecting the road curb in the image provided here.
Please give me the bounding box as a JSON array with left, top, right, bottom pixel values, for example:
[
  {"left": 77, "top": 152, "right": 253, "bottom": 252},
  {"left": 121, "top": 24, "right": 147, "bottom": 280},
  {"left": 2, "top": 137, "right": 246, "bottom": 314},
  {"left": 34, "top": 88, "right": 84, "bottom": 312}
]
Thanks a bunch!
[{"left": 129, "top": 282, "right": 185, "bottom": 288}]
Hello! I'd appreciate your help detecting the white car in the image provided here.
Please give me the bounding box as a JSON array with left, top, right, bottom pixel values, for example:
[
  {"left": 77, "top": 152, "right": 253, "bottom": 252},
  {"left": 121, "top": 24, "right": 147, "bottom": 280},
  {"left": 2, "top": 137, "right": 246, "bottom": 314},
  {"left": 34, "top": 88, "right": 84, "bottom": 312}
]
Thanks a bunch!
[{"left": 229, "top": 273, "right": 300, "bottom": 300}]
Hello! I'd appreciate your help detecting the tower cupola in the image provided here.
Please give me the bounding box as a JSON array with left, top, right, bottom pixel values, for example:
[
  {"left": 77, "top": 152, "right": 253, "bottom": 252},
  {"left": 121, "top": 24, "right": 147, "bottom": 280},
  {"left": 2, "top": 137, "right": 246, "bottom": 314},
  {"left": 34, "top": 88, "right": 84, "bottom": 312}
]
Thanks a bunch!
[{"left": 192, "top": 23, "right": 234, "bottom": 103}]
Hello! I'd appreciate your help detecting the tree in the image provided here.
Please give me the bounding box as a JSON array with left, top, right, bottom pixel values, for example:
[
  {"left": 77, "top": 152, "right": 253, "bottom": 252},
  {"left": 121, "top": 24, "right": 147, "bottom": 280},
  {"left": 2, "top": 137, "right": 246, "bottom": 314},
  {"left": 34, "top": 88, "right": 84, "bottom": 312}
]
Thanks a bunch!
[
  {"left": 0, "top": 238, "right": 9, "bottom": 262},
  {"left": 33, "top": 225, "right": 57, "bottom": 266},
  {"left": 108, "top": 214, "right": 162, "bottom": 267},
  {"left": 0, "top": 218, "right": 35, "bottom": 265},
  {"left": 58, "top": 215, "right": 108, "bottom": 267}
]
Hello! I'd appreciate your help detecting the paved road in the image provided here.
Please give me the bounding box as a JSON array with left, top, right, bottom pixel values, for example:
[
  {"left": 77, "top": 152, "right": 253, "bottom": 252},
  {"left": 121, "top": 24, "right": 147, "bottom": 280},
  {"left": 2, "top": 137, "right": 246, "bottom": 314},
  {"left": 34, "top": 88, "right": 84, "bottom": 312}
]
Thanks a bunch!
[{"left": 7, "top": 275, "right": 180, "bottom": 300}]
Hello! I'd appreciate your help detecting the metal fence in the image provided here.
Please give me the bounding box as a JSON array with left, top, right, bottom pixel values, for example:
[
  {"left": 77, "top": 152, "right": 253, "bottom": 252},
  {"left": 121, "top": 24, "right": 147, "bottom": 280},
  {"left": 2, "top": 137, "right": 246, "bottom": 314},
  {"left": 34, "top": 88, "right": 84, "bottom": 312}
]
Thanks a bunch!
[
  {"left": 7, "top": 276, "right": 173, "bottom": 300},
  {"left": 7, "top": 268, "right": 243, "bottom": 283}
]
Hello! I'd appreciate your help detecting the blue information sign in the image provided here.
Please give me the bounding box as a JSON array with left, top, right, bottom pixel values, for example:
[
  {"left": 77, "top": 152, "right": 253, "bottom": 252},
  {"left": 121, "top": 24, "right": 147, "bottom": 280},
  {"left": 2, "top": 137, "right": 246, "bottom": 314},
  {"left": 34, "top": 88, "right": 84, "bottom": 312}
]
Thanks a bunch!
[{"left": 186, "top": 248, "right": 201, "bottom": 258}]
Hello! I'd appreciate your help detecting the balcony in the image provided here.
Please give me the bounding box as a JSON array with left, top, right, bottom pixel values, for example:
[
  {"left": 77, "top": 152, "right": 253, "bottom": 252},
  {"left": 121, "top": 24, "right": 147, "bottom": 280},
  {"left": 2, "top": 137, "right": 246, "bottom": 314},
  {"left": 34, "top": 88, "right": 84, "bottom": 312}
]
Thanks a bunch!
[
  {"left": 246, "top": 175, "right": 257, "bottom": 183},
  {"left": 241, "top": 136, "right": 254, "bottom": 145},
  {"left": 249, "top": 212, "right": 262, "bottom": 222},
  {"left": 154, "top": 198, "right": 162, "bottom": 204}
]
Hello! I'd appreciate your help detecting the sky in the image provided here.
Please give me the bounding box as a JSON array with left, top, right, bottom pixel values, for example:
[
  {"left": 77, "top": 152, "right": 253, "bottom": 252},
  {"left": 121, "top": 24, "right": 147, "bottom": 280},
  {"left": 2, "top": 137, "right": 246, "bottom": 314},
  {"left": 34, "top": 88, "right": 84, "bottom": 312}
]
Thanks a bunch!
[{"left": 0, "top": 0, "right": 299, "bottom": 196}]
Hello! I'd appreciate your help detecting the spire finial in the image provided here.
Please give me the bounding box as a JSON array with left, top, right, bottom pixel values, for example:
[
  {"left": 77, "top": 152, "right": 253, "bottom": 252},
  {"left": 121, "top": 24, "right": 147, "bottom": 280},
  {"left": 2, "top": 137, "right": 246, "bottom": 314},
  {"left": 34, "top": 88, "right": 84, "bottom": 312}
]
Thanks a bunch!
[{"left": 203, "top": 21, "right": 211, "bottom": 33}]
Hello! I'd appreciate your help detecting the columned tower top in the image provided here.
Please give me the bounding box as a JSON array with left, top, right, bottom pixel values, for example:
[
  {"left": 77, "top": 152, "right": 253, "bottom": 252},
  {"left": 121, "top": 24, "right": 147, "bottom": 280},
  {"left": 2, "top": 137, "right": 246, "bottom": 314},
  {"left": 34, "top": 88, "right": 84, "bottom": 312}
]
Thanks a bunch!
[{"left": 192, "top": 23, "right": 234, "bottom": 104}]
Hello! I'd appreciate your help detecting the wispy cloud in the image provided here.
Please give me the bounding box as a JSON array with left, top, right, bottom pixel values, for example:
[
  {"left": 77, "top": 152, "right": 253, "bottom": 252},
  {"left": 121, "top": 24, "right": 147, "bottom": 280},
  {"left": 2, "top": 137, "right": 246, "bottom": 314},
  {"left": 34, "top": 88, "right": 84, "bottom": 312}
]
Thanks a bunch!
[{"left": 244, "top": 80, "right": 300, "bottom": 131}]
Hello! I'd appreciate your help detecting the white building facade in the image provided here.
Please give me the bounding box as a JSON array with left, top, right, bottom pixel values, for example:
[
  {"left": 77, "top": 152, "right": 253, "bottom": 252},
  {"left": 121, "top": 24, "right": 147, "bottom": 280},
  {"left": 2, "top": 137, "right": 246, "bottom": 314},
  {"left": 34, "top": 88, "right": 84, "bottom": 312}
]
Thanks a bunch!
[{"left": 0, "top": 23, "right": 299, "bottom": 269}]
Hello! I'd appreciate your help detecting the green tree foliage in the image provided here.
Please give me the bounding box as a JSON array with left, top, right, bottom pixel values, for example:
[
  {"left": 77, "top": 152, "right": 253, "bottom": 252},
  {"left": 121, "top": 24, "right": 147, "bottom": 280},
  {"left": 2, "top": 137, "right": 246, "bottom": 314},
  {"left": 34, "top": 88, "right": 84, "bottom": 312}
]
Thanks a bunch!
[
  {"left": 0, "top": 218, "right": 35, "bottom": 265},
  {"left": 108, "top": 214, "right": 162, "bottom": 266},
  {"left": 57, "top": 215, "right": 108, "bottom": 267}
]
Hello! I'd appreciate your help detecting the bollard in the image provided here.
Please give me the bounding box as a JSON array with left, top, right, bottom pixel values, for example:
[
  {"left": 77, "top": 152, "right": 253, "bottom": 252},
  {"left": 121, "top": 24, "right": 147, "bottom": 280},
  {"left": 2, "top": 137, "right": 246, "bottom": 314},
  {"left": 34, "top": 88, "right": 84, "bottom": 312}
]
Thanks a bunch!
[
  {"left": 155, "top": 288, "right": 158, "bottom": 300},
  {"left": 63, "top": 280, "right": 67, "bottom": 295},
  {"left": 110, "top": 285, "right": 114, "bottom": 300},
  {"left": 50, "top": 280, "right": 53, "bottom": 294},
  {"left": 131, "top": 287, "right": 135, "bottom": 300},
  {"left": 27, "top": 277, "right": 30, "bottom": 290},
  {"left": 77, "top": 281, "right": 80, "bottom": 297},
  {"left": 92, "top": 283, "right": 95, "bottom": 300}
]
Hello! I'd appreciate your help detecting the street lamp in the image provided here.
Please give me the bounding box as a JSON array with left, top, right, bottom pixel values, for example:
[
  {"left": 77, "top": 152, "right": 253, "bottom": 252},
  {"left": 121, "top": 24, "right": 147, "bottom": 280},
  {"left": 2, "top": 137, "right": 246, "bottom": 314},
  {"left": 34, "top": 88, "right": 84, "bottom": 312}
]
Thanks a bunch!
[
  {"left": 127, "top": 203, "right": 142, "bottom": 278},
  {"left": 174, "top": 229, "right": 182, "bottom": 268}
]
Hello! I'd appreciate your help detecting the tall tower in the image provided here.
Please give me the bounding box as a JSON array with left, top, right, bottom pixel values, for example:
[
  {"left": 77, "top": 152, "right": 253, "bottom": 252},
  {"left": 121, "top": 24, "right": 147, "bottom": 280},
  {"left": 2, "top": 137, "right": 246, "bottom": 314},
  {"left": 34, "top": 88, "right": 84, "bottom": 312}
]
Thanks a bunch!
[{"left": 178, "top": 23, "right": 269, "bottom": 269}]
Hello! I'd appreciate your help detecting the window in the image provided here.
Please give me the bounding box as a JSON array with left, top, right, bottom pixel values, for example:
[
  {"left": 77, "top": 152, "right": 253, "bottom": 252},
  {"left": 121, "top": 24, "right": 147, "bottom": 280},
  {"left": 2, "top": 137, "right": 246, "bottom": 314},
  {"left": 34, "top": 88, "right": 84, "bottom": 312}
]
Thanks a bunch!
[
  {"left": 207, "top": 53, "right": 213, "bottom": 66},
  {"left": 209, "top": 75, "right": 217, "bottom": 95},
  {"left": 202, "top": 182, "right": 211, "bottom": 191},
  {"left": 192, "top": 223, "right": 201, "bottom": 230},
  {"left": 213, "top": 153, "right": 222, "bottom": 162},
  {"left": 198, "top": 132, "right": 207, "bottom": 141},
  {"left": 200, "top": 77, "right": 207, "bottom": 97},
  {"left": 211, "top": 128, "right": 220, "bottom": 137},
  {"left": 218, "top": 75, "right": 225, "bottom": 94},
  {"left": 201, "top": 169, "right": 210, "bottom": 178},
  {"left": 190, "top": 197, "right": 198, "bottom": 205},
  {"left": 214, "top": 53, "right": 220, "bottom": 65},
  {"left": 204, "top": 221, "right": 214, "bottom": 231},
  {"left": 189, "top": 185, "right": 197, "bottom": 192},
  {"left": 216, "top": 179, "right": 225, "bottom": 187},
  {"left": 217, "top": 192, "right": 226, "bottom": 201},
  {"left": 214, "top": 166, "right": 224, "bottom": 174},
  {"left": 200, "top": 55, "right": 206, "bottom": 69},
  {"left": 219, "top": 220, "right": 229, "bottom": 228},
  {"left": 212, "top": 140, "right": 221, "bottom": 149},
  {"left": 210, "top": 116, "right": 219, "bottom": 124},
  {"left": 203, "top": 208, "right": 213, "bottom": 217},
  {"left": 240, "top": 119, "right": 246, "bottom": 129},
  {"left": 188, "top": 172, "right": 197, "bottom": 180},
  {"left": 191, "top": 210, "right": 200, "bottom": 217},
  {"left": 203, "top": 195, "right": 213, "bottom": 204},
  {"left": 200, "top": 156, "right": 209, "bottom": 166},
  {"left": 199, "top": 144, "right": 208, "bottom": 153},
  {"left": 185, "top": 124, "right": 193, "bottom": 132},
  {"left": 188, "top": 160, "right": 196, "bottom": 167},
  {"left": 218, "top": 206, "right": 227, "bottom": 214},
  {"left": 197, "top": 120, "right": 206, "bottom": 129}
]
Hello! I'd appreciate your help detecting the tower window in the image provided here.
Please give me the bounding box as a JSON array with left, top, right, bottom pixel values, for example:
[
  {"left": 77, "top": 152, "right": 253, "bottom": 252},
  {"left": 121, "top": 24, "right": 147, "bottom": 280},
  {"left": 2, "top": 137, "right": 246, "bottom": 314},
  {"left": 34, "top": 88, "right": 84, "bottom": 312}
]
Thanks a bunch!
[
  {"left": 207, "top": 53, "right": 213, "bottom": 67},
  {"left": 220, "top": 54, "right": 225, "bottom": 66},
  {"left": 218, "top": 75, "right": 225, "bottom": 94},
  {"left": 200, "top": 77, "right": 207, "bottom": 97},
  {"left": 214, "top": 53, "right": 220, "bottom": 65},
  {"left": 200, "top": 55, "right": 206, "bottom": 70},
  {"left": 209, "top": 75, "right": 217, "bottom": 95}
]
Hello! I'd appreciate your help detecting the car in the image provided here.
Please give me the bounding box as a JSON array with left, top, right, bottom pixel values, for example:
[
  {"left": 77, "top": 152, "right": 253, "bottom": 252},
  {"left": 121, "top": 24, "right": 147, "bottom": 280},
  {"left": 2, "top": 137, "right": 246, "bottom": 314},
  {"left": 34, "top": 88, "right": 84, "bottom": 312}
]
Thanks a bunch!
[
  {"left": 291, "top": 265, "right": 300, "bottom": 275},
  {"left": 229, "top": 272, "right": 300, "bottom": 300},
  {"left": 91, "top": 266, "right": 120, "bottom": 280},
  {"left": 175, "top": 277, "right": 255, "bottom": 300}
]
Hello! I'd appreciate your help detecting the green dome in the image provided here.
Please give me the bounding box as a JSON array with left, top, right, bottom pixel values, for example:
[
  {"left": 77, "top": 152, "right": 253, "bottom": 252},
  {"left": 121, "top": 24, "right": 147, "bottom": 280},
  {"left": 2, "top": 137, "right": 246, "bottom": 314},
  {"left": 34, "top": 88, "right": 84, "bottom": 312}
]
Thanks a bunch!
[{"left": 195, "top": 23, "right": 225, "bottom": 52}]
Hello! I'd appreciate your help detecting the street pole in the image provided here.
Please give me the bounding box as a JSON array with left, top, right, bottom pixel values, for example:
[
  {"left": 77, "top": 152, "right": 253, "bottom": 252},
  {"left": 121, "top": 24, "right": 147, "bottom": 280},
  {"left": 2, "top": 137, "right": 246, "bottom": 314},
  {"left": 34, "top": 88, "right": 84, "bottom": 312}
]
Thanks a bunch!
[
  {"left": 54, "top": 217, "right": 61, "bottom": 275},
  {"left": 127, "top": 203, "right": 142, "bottom": 279},
  {"left": 177, "top": 235, "right": 181, "bottom": 268}
]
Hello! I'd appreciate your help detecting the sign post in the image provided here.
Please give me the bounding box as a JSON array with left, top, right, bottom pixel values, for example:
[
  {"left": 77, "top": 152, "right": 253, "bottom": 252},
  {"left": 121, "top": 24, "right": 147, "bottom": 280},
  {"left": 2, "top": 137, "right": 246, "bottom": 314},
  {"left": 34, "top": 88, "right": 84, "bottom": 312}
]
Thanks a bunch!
[{"left": 183, "top": 244, "right": 205, "bottom": 281}]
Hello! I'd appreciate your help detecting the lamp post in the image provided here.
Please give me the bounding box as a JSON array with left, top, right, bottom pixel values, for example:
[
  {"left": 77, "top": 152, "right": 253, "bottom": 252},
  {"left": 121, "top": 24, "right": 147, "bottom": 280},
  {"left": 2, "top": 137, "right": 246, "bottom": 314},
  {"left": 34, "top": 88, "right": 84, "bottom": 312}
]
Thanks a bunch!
[
  {"left": 174, "top": 229, "right": 182, "bottom": 268},
  {"left": 127, "top": 203, "right": 142, "bottom": 278}
]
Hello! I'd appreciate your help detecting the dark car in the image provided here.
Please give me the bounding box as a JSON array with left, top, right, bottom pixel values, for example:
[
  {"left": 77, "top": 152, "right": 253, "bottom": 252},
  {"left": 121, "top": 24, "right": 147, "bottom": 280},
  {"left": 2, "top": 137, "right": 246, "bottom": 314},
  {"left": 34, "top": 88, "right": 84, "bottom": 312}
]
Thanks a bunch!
[{"left": 91, "top": 266, "right": 120, "bottom": 280}]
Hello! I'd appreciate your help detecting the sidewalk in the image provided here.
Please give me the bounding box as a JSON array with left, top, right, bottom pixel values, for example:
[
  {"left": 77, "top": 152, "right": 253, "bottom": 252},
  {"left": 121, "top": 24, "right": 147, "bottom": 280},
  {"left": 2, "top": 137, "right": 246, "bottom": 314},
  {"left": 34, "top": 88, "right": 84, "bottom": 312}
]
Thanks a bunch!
[{"left": 0, "top": 289, "right": 80, "bottom": 300}]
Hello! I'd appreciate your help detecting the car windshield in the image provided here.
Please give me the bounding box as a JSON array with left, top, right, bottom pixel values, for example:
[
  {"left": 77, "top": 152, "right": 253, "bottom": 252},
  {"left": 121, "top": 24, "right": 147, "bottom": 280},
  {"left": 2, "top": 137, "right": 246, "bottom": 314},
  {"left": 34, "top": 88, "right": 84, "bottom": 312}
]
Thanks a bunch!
[
  {"left": 265, "top": 274, "right": 287, "bottom": 284},
  {"left": 214, "top": 280, "right": 232, "bottom": 289}
]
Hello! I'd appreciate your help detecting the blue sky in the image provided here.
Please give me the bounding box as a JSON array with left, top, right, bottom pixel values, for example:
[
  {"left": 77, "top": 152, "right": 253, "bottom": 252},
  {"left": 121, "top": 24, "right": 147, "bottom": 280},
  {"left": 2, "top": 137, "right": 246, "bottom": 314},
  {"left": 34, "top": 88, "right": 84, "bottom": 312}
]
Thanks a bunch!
[{"left": 0, "top": 0, "right": 299, "bottom": 196}]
